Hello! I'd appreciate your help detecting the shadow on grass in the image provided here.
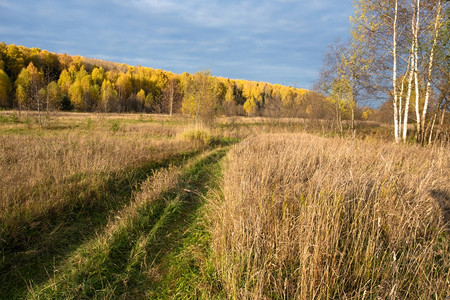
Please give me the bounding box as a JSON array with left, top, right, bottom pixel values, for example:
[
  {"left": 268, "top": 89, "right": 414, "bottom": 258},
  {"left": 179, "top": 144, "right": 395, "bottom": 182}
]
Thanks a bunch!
[
  {"left": 28, "top": 147, "right": 228, "bottom": 299},
  {"left": 431, "top": 189, "right": 450, "bottom": 232},
  {"left": 0, "top": 150, "right": 200, "bottom": 300}
]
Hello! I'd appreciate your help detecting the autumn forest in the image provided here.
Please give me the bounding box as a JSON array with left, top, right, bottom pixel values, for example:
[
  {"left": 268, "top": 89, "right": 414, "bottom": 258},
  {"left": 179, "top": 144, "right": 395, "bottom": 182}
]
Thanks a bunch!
[
  {"left": 1, "top": 0, "right": 449, "bottom": 299},
  {"left": 0, "top": 43, "right": 322, "bottom": 116}
]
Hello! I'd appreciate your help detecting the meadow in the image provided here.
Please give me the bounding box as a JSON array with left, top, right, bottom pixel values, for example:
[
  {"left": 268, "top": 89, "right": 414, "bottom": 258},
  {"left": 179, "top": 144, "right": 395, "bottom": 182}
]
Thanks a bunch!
[
  {"left": 212, "top": 134, "right": 449, "bottom": 299},
  {"left": 0, "top": 111, "right": 448, "bottom": 299}
]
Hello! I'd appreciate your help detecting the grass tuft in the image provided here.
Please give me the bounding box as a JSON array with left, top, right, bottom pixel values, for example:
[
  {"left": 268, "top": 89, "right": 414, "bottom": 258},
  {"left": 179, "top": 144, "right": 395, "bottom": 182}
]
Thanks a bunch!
[{"left": 179, "top": 128, "right": 212, "bottom": 146}]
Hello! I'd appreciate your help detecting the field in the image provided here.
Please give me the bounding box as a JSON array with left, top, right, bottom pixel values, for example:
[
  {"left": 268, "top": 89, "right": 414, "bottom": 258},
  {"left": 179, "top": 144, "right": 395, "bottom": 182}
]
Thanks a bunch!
[{"left": 0, "top": 111, "right": 448, "bottom": 299}]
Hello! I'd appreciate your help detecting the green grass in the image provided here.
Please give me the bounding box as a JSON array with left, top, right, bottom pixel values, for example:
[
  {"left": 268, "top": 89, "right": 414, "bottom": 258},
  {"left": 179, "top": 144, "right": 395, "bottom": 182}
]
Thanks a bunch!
[
  {"left": 0, "top": 113, "right": 20, "bottom": 124},
  {"left": 146, "top": 148, "right": 227, "bottom": 299}
]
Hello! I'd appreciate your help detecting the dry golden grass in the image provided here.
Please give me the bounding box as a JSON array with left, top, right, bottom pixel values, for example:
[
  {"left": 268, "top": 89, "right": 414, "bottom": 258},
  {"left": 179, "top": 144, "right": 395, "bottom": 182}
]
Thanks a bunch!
[
  {"left": 0, "top": 113, "right": 202, "bottom": 246},
  {"left": 211, "top": 133, "right": 449, "bottom": 299},
  {"left": 2, "top": 110, "right": 449, "bottom": 298}
]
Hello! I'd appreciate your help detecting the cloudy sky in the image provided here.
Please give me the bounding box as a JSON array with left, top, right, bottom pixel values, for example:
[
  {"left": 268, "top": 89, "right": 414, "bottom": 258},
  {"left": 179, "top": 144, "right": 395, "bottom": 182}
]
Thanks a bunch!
[{"left": 0, "top": 0, "right": 353, "bottom": 89}]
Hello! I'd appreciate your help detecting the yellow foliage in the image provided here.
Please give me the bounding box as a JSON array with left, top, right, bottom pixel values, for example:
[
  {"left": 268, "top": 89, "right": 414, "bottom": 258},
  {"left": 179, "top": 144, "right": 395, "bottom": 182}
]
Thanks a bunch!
[{"left": 0, "top": 69, "right": 11, "bottom": 107}]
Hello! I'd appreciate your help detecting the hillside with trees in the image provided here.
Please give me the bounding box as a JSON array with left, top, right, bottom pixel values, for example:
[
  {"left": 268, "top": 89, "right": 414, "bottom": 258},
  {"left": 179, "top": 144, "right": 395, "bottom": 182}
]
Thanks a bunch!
[{"left": 0, "top": 43, "right": 314, "bottom": 116}]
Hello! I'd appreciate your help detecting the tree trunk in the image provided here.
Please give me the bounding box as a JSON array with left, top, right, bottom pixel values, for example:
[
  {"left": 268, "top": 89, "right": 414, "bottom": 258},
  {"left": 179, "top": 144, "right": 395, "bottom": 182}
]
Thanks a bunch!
[
  {"left": 402, "top": 3, "right": 417, "bottom": 143},
  {"left": 435, "top": 107, "right": 446, "bottom": 142},
  {"left": 399, "top": 36, "right": 412, "bottom": 141},
  {"left": 413, "top": 0, "right": 421, "bottom": 142},
  {"left": 351, "top": 104, "right": 355, "bottom": 138},
  {"left": 169, "top": 84, "right": 174, "bottom": 116},
  {"left": 427, "top": 113, "right": 437, "bottom": 144},
  {"left": 335, "top": 99, "right": 342, "bottom": 135},
  {"left": 402, "top": 54, "right": 414, "bottom": 142},
  {"left": 399, "top": 71, "right": 406, "bottom": 137},
  {"left": 420, "top": 0, "right": 442, "bottom": 144},
  {"left": 169, "top": 79, "right": 174, "bottom": 116},
  {"left": 392, "top": 0, "right": 400, "bottom": 143}
]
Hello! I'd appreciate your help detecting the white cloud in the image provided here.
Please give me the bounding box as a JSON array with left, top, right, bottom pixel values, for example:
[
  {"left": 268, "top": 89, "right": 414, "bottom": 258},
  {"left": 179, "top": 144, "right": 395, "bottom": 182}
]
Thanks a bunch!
[
  {"left": 2, "top": 0, "right": 354, "bottom": 87},
  {"left": 120, "top": 0, "right": 310, "bottom": 32}
]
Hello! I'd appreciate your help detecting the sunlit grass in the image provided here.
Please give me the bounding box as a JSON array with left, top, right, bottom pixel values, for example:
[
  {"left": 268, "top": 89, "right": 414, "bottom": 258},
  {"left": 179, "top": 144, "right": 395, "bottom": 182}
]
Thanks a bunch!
[
  {"left": 210, "top": 133, "right": 449, "bottom": 299},
  {"left": 1, "top": 111, "right": 448, "bottom": 299}
]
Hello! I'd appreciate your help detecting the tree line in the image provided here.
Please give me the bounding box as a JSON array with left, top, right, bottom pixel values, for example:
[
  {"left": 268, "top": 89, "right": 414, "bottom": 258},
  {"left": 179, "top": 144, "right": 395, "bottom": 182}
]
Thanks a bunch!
[{"left": 0, "top": 43, "right": 376, "bottom": 125}]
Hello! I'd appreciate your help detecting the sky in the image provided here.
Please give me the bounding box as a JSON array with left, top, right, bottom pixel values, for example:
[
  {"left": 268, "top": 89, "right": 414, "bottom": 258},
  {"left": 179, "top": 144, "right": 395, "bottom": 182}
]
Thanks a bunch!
[{"left": 0, "top": 0, "right": 354, "bottom": 89}]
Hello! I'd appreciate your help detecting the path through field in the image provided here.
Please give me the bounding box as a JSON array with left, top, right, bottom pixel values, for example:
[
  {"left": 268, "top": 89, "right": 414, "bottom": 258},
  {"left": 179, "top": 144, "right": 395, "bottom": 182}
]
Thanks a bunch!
[{"left": 2, "top": 146, "right": 229, "bottom": 299}]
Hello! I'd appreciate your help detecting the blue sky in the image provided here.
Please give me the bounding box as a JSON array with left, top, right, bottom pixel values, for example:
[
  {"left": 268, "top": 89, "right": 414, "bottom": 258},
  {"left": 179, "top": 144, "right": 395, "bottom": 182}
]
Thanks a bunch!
[{"left": 0, "top": 0, "right": 353, "bottom": 89}]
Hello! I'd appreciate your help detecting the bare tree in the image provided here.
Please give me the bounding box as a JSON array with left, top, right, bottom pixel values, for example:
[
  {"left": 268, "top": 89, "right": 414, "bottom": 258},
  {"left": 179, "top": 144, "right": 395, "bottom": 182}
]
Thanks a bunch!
[
  {"left": 162, "top": 77, "right": 181, "bottom": 115},
  {"left": 315, "top": 39, "right": 373, "bottom": 135}
]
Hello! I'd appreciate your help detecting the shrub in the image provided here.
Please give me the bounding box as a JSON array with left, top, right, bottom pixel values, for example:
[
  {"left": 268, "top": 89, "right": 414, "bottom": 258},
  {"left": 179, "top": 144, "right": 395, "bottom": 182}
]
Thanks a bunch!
[{"left": 179, "top": 129, "right": 211, "bottom": 145}]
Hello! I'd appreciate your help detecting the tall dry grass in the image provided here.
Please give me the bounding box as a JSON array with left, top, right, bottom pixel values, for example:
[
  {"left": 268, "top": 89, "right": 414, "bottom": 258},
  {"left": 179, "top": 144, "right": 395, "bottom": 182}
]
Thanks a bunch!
[
  {"left": 0, "top": 117, "right": 201, "bottom": 245},
  {"left": 211, "top": 133, "right": 449, "bottom": 299}
]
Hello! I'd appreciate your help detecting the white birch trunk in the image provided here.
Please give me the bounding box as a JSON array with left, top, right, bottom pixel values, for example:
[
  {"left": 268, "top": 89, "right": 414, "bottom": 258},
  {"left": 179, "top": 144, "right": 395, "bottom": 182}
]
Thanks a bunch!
[
  {"left": 399, "top": 75, "right": 404, "bottom": 136},
  {"left": 402, "top": 52, "right": 414, "bottom": 142},
  {"left": 421, "top": 0, "right": 442, "bottom": 143},
  {"left": 403, "top": 53, "right": 414, "bottom": 142},
  {"left": 413, "top": 0, "right": 421, "bottom": 141},
  {"left": 402, "top": 9, "right": 416, "bottom": 143},
  {"left": 392, "top": 0, "right": 400, "bottom": 143},
  {"left": 399, "top": 54, "right": 411, "bottom": 141},
  {"left": 428, "top": 113, "right": 436, "bottom": 144}
]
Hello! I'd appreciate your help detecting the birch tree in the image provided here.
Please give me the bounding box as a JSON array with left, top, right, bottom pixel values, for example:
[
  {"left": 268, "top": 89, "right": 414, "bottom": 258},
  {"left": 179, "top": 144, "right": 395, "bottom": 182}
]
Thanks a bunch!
[
  {"left": 182, "top": 70, "right": 218, "bottom": 127},
  {"left": 352, "top": 0, "right": 447, "bottom": 143},
  {"left": 419, "top": 0, "right": 443, "bottom": 143},
  {"left": 163, "top": 77, "right": 181, "bottom": 116},
  {"left": 316, "top": 39, "right": 372, "bottom": 135}
]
